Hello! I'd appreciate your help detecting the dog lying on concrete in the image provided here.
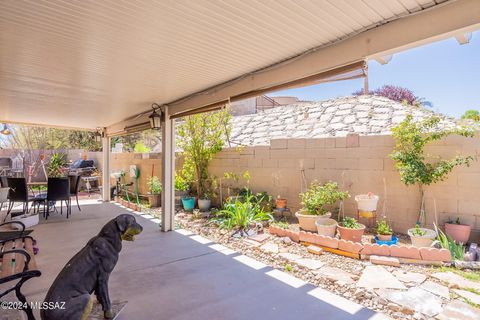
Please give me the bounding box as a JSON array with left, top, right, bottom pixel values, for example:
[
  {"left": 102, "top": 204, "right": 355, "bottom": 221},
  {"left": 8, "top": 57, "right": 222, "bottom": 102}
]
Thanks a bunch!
[{"left": 41, "top": 214, "right": 143, "bottom": 320}]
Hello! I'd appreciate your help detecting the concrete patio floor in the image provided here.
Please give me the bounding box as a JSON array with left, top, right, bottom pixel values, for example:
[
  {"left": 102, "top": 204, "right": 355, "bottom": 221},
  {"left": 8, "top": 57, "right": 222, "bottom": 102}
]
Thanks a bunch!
[{"left": 4, "top": 201, "right": 386, "bottom": 319}]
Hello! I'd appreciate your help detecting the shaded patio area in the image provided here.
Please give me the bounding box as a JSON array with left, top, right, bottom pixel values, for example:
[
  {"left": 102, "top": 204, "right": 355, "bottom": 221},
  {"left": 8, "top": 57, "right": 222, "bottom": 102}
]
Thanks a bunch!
[{"left": 16, "top": 202, "right": 384, "bottom": 319}]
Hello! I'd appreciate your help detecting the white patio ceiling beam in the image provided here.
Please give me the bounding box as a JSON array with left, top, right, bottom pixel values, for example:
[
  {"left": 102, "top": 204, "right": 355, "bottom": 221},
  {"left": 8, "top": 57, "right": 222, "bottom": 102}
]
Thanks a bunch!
[{"left": 106, "top": 0, "right": 480, "bottom": 135}]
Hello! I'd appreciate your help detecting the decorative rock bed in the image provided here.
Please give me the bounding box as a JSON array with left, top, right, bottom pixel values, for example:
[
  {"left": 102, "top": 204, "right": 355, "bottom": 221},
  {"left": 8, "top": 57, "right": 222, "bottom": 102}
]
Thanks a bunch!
[{"left": 269, "top": 225, "right": 452, "bottom": 265}]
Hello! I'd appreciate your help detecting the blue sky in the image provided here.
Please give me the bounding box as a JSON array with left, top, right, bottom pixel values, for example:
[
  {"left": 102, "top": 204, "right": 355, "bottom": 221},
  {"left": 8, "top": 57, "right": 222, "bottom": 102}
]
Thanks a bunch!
[{"left": 270, "top": 31, "right": 480, "bottom": 118}]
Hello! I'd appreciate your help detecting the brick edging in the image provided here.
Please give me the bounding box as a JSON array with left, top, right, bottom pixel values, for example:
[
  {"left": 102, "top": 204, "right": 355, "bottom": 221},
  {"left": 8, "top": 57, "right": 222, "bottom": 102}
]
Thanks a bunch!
[{"left": 268, "top": 226, "right": 451, "bottom": 263}]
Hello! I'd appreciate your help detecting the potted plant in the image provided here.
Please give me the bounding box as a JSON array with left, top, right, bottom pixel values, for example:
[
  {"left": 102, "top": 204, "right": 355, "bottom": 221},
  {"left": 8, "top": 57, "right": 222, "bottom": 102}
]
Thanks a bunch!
[
  {"left": 408, "top": 224, "right": 436, "bottom": 247},
  {"left": 315, "top": 218, "right": 337, "bottom": 237},
  {"left": 276, "top": 196, "right": 287, "bottom": 209},
  {"left": 376, "top": 219, "right": 393, "bottom": 241},
  {"left": 445, "top": 217, "right": 471, "bottom": 244},
  {"left": 146, "top": 176, "right": 162, "bottom": 208},
  {"left": 198, "top": 193, "right": 212, "bottom": 212},
  {"left": 47, "top": 152, "right": 67, "bottom": 178},
  {"left": 175, "top": 171, "right": 190, "bottom": 207},
  {"left": 337, "top": 217, "right": 365, "bottom": 243},
  {"left": 182, "top": 195, "right": 195, "bottom": 212},
  {"left": 355, "top": 192, "right": 379, "bottom": 218},
  {"left": 295, "top": 181, "right": 349, "bottom": 232}
]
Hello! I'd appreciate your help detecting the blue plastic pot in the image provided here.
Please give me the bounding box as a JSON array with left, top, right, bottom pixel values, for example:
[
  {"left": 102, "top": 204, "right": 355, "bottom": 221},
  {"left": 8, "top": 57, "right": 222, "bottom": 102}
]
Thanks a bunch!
[
  {"left": 182, "top": 196, "right": 195, "bottom": 211},
  {"left": 374, "top": 235, "right": 398, "bottom": 246}
]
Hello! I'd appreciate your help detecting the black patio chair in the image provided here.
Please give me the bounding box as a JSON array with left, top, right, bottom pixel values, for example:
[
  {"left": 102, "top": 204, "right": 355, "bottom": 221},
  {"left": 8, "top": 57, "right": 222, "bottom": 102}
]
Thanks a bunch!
[
  {"left": 43, "top": 177, "right": 71, "bottom": 219},
  {"left": 0, "top": 176, "right": 8, "bottom": 188},
  {"left": 3, "top": 178, "right": 36, "bottom": 222},
  {"left": 69, "top": 174, "right": 81, "bottom": 211}
]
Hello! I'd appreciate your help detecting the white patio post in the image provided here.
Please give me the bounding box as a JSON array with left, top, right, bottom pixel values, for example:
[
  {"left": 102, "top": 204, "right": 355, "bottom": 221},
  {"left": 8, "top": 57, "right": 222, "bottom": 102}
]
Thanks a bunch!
[
  {"left": 161, "top": 106, "right": 175, "bottom": 231},
  {"left": 102, "top": 134, "right": 111, "bottom": 202}
]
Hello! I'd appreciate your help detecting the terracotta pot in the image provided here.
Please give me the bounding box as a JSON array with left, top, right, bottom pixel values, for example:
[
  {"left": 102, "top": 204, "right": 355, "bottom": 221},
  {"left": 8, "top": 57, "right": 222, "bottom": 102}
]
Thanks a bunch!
[
  {"left": 147, "top": 194, "right": 161, "bottom": 208},
  {"left": 337, "top": 224, "right": 365, "bottom": 243},
  {"left": 295, "top": 211, "right": 331, "bottom": 232},
  {"left": 377, "top": 234, "right": 393, "bottom": 241},
  {"left": 276, "top": 198, "right": 287, "bottom": 209},
  {"left": 445, "top": 223, "right": 471, "bottom": 244},
  {"left": 407, "top": 228, "right": 437, "bottom": 247},
  {"left": 315, "top": 218, "right": 337, "bottom": 237}
]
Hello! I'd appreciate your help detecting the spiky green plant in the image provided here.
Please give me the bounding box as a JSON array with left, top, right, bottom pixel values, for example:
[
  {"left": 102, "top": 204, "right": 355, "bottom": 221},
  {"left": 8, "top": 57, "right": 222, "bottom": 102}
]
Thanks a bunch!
[
  {"left": 210, "top": 195, "right": 272, "bottom": 236},
  {"left": 433, "top": 224, "right": 465, "bottom": 261}
]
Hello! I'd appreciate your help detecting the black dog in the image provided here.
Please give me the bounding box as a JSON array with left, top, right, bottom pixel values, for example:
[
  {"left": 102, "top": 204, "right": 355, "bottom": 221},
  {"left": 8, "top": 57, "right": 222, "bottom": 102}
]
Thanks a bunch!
[{"left": 41, "top": 214, "right": 143, "bottom": 320}]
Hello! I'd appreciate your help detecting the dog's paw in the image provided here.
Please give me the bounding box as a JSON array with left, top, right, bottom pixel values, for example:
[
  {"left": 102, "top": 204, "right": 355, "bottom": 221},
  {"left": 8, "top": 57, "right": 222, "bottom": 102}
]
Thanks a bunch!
[{"left": 104, "top": 309, "right": 114, "bottom": 319}]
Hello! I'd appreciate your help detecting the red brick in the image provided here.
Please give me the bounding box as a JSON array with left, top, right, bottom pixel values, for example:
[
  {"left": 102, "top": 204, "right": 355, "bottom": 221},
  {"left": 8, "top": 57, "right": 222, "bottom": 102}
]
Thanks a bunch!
[
  {"left": 315, "top": 234, "right": 339, "bottom": 249},
  {"left": 360, "top": 243, "right": 390, "bottom": 256},
  {"left": 370, "top": 255, "right": 400, "bottom": 267},
  {"left": 338, "top": 239, "right": 363, "bottom": 254},
  {"left": 390, "top": 245, "right": 421, "bottom": 260},
  {"left": 419, "top": 248, "right": 452, "bottom": 262},
  {"left": 268, "top": 226, "right": 285, "bottom": 237}
]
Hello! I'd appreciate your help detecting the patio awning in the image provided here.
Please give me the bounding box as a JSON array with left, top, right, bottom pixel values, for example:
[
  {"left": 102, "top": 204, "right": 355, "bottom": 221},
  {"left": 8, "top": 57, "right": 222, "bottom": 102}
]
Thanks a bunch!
[{"left": 1, "top": 0, "right": 479, "bottom": 132}]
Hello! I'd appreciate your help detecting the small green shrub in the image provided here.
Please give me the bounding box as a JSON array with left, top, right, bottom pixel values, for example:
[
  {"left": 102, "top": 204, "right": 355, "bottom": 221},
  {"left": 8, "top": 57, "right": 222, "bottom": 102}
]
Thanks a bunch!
[
  {"left": 147, "top": 176, "right": 162, "bottom": 194},
  {"left": 341, "top": 217, "right": 362, "bottom": 229},
  {"left": 434, "top": 224, "right": 465, "bottom": 260},
  {"left": 376, "top": 219, "right": 393, "bottom": 235},
  {"left": 271, "top": 220, "right": 289, "bottom": 230},
  {"left": 284, "top": 264, "right": 293, "bottom": 272},
  {"left": 174, "top": 171, "right": 190, "bottom": 191},
  {"left": 210, "top": 195, "right": 272, "bottom": 236},
  {"left": 300, "top": 181, "right": 349, "bottom": 215},
  {"left": 411, "top": 224, "right": 427, "bottom": 236},
  {"left": 47, "top": 153, "right": 67, "bottom": 178}
]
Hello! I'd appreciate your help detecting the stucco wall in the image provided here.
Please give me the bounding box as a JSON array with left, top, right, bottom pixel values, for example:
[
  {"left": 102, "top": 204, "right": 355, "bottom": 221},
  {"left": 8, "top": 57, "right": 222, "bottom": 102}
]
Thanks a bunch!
[{"left": 208, "top": 134, "right": 480, "bottom": 240}]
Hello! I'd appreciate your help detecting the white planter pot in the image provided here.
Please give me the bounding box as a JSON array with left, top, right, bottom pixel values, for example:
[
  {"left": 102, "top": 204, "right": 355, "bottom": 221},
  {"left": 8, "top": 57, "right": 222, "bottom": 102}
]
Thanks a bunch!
[
  {"left": 198, "top": 199, "right": 211, "bottom": 212},
  {"left": 407, "top": 227, "right": 437, "bottom": 247},
  {"left": 295, "top": 211, "right": 331, "bottom": 232},
  {"left": 355, "top": 194, "right": 379, "bottom": 212},
  {"left": 315, "top": 218, "right": 337, "bottom": 237},
  {"left": 12, "top": 214, "right": 40, "bottom": 229}
]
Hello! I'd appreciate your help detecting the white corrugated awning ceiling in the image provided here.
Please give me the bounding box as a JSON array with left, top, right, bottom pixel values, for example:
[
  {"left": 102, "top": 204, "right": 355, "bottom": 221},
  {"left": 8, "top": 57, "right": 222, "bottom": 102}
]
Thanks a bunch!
[{"left": 1, "top": 0, "right": 479, "bottom": 132}]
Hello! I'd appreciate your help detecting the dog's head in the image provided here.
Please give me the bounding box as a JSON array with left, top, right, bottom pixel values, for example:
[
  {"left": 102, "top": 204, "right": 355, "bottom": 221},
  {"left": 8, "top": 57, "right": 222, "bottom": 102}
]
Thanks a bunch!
[{"left": 115, "top": 214, "right": 143, "bottom": 241}]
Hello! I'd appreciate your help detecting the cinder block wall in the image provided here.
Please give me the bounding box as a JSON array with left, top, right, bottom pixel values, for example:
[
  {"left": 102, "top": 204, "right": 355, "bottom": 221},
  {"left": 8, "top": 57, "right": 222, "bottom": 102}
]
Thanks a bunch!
[{"left": 209, "top": 134, "right": 480, "bottom": 240}]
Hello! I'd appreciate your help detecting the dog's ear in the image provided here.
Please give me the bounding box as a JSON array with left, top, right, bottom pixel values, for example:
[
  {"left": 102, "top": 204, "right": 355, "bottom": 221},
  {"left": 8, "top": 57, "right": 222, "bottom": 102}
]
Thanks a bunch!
[{"left": 115, "top": 215, "right": 129, "bottom": 233}]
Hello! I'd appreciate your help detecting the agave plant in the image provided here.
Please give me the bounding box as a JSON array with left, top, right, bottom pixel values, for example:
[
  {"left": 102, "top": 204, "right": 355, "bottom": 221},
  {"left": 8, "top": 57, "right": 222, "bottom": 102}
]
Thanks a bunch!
[
  {"left": 210, "top": 194, "right": 273, "bottom": 237},
  {"left": 433, "top": 223, "right": 465, "bottom": 261}
]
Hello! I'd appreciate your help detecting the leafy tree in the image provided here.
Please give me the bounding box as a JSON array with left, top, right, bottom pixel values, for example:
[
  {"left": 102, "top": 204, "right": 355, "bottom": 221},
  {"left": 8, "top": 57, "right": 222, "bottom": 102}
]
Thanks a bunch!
[
  {"left": 389, "top": 114, "right": 476, "bottom": 225},
  {"left": 353, "top": 85, "right": 432, "bottom": 107},
  {"left": 177, "top": 109, "right": 231, "bottom": 197},
  {"left": 461, "top": 109, "right": 480, "bottom": 121}
]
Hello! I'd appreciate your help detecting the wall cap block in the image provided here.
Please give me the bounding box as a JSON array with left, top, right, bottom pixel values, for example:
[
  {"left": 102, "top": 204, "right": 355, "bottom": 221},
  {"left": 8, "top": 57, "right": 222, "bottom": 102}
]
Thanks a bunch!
[
  {"left": 389, "top": 245, "right": 421, "bottom": 260},
  {"left": 338, "top": 239, "right": 363, "bottom": 253},
  {"left": 419, "top": 247, "right": 452, "bottom": 262}
]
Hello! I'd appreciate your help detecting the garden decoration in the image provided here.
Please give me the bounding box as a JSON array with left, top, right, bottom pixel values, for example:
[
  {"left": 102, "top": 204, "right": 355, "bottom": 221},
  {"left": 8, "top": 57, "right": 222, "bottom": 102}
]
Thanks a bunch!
[
  {"left": 41, "top": 214, "right": 143, "bottom": 320},
  {"left": 390, "top": 113, "right": 476, "bottom": 243},
  {"left": 337, "top": 217, "right": 365, "bottom": 243},
  {"left": 444, "top": 217, "right": 471, "bottom": 244},
  {"left": 275, "top": 196, "right": 287, "bottom": 209},
  {"left": 120, "top": 171, "right": 130, "bottom": 203},
  {"left": 296, "top": 181, "right": 349, "bottom": 232}
]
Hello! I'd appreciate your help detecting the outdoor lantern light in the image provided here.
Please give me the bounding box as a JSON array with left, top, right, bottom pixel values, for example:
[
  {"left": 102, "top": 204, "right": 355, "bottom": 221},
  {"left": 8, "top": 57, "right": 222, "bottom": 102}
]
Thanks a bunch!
[
  {"left": 94, "top": 128, "right": 104, "bottom": 142},
  {"left": 1, "top": 123, "right": 11, "bottom": 135},
  {"left": 149, "top": 103, "right": 163, "bottom": 129}
]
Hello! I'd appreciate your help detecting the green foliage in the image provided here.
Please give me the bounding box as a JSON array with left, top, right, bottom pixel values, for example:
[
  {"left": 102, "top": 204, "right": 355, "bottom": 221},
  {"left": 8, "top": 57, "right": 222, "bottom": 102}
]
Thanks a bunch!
[
  {"left": 390, "top": 114, "right": 475, "bottom": 187},
  {"left": 177, "top": 109, "right": 231, "bottom": 197},
  {"left": 390, "top": 114, "right": 476, "bottom": 225},
  {"left": 147, "top": 176, "right": 162, "bottom": 194},
  {"left": 133, "top": 142, "right": 151, "bottom": 153},
  {"left": 341, "top": 217, "right": 362, "bottom": 229},
  {"left": 284, "top": 264, "right": 293, "bottom": 272},
  {"left": 447, "top": 217, "right": 462, "bottom": 225},
  {"left": 376, "top": 219, "right": 393, "bottom": 235},
  {"left": 111, "top": 129, "right": 160, "bottom": 153},
  {"left": 271, "top": 220, "right": 289, "bottom": 229},
  {"left": 210, "top": 195, "right": 273, "bottom": 235},
  {"left": 461, "top": 109, "right": 480, "bottom": 121},
  {"left": 300, "top": 181, "right": 349, "bottom": 215},
  {"left": 174, "top": 171, "right": 190, "bottom": 191},
  {"left": 47, "top": 153, "right": 67, "bottom": 177},
  {"left": 411, "top": 224, "right": 426, "bottom": 236},
  {"left": 434, "top": 224, "right": 465, "bottom": 260}
]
